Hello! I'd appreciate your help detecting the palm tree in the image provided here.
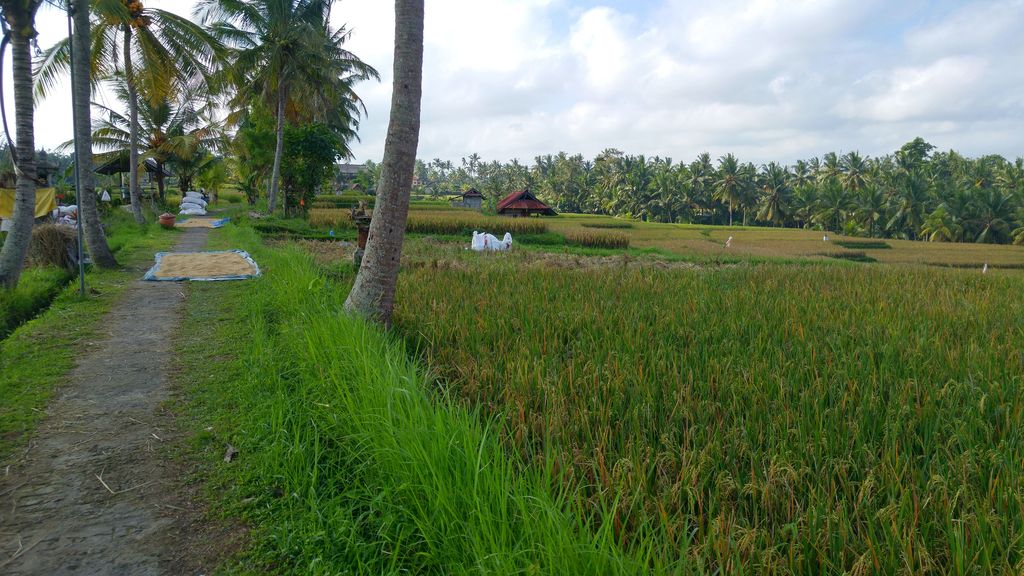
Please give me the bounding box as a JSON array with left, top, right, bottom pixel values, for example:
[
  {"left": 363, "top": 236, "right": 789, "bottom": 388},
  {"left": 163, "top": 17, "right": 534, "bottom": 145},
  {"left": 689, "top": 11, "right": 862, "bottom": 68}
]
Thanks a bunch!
[
  {"left": 345, "top": 0, "right": 423, "bottom": 324},
  {"left": 198, "top": 0, "right": 378, "bottom": 215},
  {"left": 840, "top": 151, "right": 870, "bottom": 194},
  {"left": 814, "top": 182, "right": 850, "bottom": 232},
  {"left": 819, "top": 152, "right": 843, "bottom": 186},
  {"left": 713, "top": 153, "right": 745, "bottom": 226},
  {"left": 87, "top": 82, "right": 221, "bottom": 199},
  {"left": 852, "top": 185, "right": 886, "bottom": 238},
  {"left": 37, "top": 0, "right": 222, "bottom": 224},
  {"left": 886, "top": 172, "right": 930, "bottom": 239},
  {"left": 1012, "top": 209, "right": 1024, "bottom": 245},
  {"left": 756, "top": 162, "right": 792, "bottom": 227},
  {"left": 0, "top": 0, "right": 43, "bottom": 289},
  {"left": 921, "top": 207, "right": 958, "bottom": 242},
  {"left": 971, "top": 189, "right": 1014, "bottom": 244},
  {"left": 69, "top": 1, "right": 117, "bottom": 268}
]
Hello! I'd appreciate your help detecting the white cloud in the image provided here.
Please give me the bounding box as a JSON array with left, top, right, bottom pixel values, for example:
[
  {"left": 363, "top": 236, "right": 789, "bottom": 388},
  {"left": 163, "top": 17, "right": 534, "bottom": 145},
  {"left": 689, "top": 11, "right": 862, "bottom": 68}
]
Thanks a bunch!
[{"left": 20, "top": 0, "right": 1024, "bottom": 166}]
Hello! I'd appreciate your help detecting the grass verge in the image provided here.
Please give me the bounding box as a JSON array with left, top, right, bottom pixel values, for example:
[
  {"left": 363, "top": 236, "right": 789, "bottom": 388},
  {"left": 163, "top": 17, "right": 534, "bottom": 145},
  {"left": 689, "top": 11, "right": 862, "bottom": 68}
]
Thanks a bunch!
[
  {"left": 0, "top": 267, "right": 73, "bottom": 340},
  {"left": 176, "top": 225, "right": 643, "bottom": 574}
]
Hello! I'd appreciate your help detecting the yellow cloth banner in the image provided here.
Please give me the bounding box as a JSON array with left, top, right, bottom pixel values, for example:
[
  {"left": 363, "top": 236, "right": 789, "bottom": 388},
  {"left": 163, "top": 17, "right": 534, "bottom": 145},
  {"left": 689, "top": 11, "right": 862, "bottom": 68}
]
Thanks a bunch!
[{"left": 0, "top": 188, "right": 58, "bottom": 219}]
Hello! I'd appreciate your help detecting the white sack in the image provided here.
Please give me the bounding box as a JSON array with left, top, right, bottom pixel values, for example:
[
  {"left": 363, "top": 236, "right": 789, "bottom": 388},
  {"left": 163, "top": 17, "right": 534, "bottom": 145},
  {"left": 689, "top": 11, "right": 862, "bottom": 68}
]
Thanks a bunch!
[
  {"left": 180, "top": 196, "right": 207, "bottom": 208},
  {"left": 471, "top": 231, "right": 512, "bottom": 252}
]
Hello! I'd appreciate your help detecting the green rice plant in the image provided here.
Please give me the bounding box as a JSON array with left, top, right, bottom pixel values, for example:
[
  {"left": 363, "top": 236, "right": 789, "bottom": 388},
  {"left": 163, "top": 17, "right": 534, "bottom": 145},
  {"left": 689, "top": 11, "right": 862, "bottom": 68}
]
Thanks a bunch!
[
  {"left": 394, "top": 262, "right": 1024, "bottom": 573},
  {"left": 833, "top": 240, "right": 892, "bottom": 249},
  {"left": 565, "top": 230, "right": 630, "bottom": 249},
  {"left": 582, "top": 221, "right": 634, "bottom": 229},
  {"left": 821, "top": 250, "right": 877, "bottom": 262},
  {"left": 406, "top": 213, "right": 547, "bottom": 236},
  {"left": 312, "top": 194, "right": 375, "bottom": 209}
]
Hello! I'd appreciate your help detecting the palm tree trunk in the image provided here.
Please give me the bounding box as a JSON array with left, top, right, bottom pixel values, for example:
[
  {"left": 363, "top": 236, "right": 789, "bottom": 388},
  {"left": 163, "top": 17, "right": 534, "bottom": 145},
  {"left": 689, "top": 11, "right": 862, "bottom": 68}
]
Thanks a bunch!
[
  {"left": 73, "top": 2, "right": 116, "bottom": 268},
  {"left": 344, "top": 0, "right": 424, "bottom": 324},
  {"left": 156, "top": 164, "right": 165, "bottom": 200},
  {"left": 0, "top": 24, "right": 38, "bottom": 289},
  {"left": 123, "top": 25, "right": 144, "bottom": 224},
  {"left": 267, "top": 83, "right": 285, "bottom": 214}
]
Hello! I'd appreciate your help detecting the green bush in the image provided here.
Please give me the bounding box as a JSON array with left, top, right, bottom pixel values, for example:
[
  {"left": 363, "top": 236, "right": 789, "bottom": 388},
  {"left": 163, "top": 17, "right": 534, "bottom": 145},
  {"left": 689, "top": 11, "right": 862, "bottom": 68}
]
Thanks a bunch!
[{"left": 0, "top": 267, "right": 74, "bottom": 339}]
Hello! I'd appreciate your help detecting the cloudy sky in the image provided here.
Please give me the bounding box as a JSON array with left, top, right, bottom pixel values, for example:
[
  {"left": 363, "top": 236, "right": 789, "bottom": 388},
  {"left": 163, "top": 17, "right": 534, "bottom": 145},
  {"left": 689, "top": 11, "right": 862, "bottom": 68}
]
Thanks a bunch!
[{"left": 22, "top": 0, "right": 1024, "bottom": 165}]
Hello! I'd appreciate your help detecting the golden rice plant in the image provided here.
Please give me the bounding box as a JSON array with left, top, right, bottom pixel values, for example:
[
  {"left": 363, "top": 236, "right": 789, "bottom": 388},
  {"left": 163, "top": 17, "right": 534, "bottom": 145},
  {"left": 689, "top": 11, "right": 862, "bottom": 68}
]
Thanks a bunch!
[
  {"left": 565, "top": 231, "right": 630, "bottom": 249},
  {"left": 394, "top": 262, "right": 1024, "bottom": 573},
  {"left": 406, "top": 213, "right": 547, "bottom": 236}
]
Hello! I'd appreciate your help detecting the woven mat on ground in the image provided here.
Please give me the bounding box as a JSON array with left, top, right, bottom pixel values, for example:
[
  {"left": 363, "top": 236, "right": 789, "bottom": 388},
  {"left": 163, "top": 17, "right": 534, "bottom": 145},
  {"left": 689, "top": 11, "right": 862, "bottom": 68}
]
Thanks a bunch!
[
  {"left": 176, "top": 217, "right": 230, "bottom": 229},
  {"left": 144, "top": 250, "right": 260, "bottom": 281}
]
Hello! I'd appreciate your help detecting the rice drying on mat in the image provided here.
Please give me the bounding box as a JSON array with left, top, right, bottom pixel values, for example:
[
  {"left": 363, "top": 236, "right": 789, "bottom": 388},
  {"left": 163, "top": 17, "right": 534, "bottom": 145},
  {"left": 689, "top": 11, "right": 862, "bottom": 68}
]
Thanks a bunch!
[
  {"left": 144, "top": 250, "right": 260, "bottom": 282},
  {"left": 176, "top": 217, "right": 230, "bottom": 229}
]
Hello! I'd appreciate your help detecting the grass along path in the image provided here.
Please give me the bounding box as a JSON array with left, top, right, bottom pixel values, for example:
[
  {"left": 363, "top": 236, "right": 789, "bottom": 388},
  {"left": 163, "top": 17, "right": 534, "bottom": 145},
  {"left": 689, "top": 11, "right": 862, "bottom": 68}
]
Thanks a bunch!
[
  {"left": 0, "top": 227, "right": 236, "bottom": 574},
  {"left": 174, "top": 225, "right": 643, "bottom": 574},
  {"left": 0, "top": 218, "right": 179, "bottom": 458}
]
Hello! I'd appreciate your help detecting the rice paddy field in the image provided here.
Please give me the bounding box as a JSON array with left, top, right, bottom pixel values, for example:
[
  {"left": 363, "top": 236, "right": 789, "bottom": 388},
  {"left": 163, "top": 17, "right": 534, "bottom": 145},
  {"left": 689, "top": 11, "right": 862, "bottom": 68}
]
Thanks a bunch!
[
  {"left": 253, "top": 204, "right": 1024, "bottom": 573},
  {"left": 392, "top": 261, "right": 1024, "bottom": 573}
]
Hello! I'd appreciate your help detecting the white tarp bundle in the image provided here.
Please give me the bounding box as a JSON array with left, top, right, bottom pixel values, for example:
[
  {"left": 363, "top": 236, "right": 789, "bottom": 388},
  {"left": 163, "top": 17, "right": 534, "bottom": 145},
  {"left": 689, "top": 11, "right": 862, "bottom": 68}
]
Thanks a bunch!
[{"left": 471, "top": 231, "right": 512, "bottom": 251}]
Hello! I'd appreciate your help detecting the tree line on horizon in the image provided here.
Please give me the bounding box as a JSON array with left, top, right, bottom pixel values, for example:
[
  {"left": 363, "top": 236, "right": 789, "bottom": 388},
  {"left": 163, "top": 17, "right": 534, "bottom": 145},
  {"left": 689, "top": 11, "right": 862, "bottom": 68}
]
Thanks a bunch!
[{"left": 388, "top": 137, "right": 1024, "bottom": 245}]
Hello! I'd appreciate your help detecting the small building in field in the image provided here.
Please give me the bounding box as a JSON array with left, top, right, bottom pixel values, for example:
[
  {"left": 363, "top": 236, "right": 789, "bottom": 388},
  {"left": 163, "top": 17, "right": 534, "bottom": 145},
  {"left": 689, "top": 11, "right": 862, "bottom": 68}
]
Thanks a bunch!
[
  {"left": 451, "top": 188, "right": 484, "bottom": 210},
  {"left": 496, "top": 188, "right": 556, "bottom": 217}
]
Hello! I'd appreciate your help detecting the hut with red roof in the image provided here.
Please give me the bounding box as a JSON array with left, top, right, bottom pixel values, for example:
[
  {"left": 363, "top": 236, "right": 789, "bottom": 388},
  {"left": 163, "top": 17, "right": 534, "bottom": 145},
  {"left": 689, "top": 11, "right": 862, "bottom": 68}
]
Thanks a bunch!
[{"left": 496, "top": 188, "right": 556, "bottom": 217}]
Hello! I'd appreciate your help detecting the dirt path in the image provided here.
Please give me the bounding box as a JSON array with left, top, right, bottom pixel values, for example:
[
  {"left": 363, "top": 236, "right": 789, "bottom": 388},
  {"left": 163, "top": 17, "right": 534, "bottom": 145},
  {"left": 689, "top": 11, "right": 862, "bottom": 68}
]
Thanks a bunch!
[{"left": 0, "top": 228, "right": 225, "bottom": 575}]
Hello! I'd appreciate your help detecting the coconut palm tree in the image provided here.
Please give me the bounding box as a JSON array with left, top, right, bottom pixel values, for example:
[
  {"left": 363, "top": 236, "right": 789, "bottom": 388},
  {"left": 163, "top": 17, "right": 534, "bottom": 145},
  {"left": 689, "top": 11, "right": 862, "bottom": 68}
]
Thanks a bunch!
[
  {"left": 87, "top": 82, "right": 222, "bottom": 199},
  {"left": 0, "top": 0, "right": 43, "bottom": 289},
  {"left": 886, "top": 172, "right": 931, "bottom": 240},
  {"left": 69, "top": 0, "right": 117, "bottom": 268},
  {"left": 345, "top": 0, "right": 423, "bottom": 324},
  {"left": 814, "top": 181, "right": 850, "bottom": 232},
  {"left": 840, "top": 151, "right": 870, "bottom": 194},
  {"left": 852, "top": 185, "right": 886, "bottom": 238},
  {"left": 756, "top": 162, "right": 792, "bottom": 227},
  {"left": 36, "top": 0, "right": 222, "bottom": 224},
  {"left": 971, "top": 189, "right": 1014, "bottom": 244},
  {"left": 198, "top": 0, "right": 378, "bottom": 215},
  {"left": 713, "top": 153, "right": 745, "bottom": 226},
  {"left": 920, "top": 207, "right": 955, "bottom": 242}
]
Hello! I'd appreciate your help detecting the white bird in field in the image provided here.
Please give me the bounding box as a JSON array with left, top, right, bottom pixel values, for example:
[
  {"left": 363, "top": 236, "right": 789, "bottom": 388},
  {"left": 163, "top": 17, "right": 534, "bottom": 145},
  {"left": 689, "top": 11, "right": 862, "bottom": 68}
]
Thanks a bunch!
[
  {"left": 725, "top": 236, "right": 733, "bottom": 248},
  {"left": 983, "top": 263, "right": 988, "bottom": 274}
]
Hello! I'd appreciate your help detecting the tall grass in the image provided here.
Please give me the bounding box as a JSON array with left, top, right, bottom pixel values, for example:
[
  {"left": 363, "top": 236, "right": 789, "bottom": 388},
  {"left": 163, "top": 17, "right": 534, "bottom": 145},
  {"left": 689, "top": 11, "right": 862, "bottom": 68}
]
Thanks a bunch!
[
  {"left": 394, "top": 262, "right": 1024, "bottom": 573},
  {"left": 0, "top": 267, "right": 73, "bottom": 339},
  {"left": 181, "top": 226, "right": 644, "bottom": 574}
]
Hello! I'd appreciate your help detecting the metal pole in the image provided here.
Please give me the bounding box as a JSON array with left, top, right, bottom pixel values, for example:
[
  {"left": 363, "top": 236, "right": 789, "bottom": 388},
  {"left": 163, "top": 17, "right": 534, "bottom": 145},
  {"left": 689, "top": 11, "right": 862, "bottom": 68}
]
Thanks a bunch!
[{"left": 67, "top": 1, "right": 86, "bottom": 297}]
